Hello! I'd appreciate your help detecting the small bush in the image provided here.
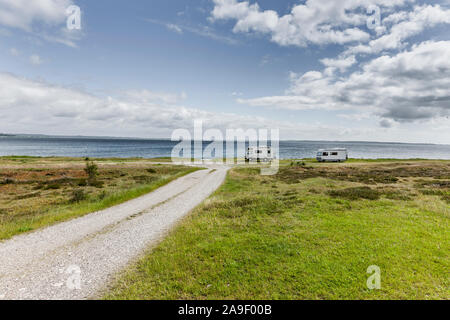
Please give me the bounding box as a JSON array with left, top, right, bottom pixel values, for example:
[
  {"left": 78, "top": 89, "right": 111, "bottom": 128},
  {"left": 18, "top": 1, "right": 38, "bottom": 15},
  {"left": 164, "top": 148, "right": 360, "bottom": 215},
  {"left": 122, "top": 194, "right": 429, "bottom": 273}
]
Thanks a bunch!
[
  {"left": 15, "top": 192, "right": 40, "bottom": 200},
  {"left": 1, "top": 178, "right": 15, "bottom": 185},
  {"left": 328, "top": 187, "right": 381, "bottom": 200},
  {"left": 420, "top": 189, "right": 450, "bottom": 203},
  {"left": 133, "top": 175, "right": 157, "bottom": 183},
  {"left": 417, "top": 180, "right": 450, "bottom": 188},
  {"left": 442, "top": 194, "right": 450, "bottom": 203},
  {"left": 90, "top": 180, "right": 105, "bottom": 188},
  {"left": 97, "top": 191, "right": 107, "bottom": 200},
  {"left": 45, "top": 183, "right": 61, "bottom": 190},
  {"left": 85, "top": 160, "right": 99, "bottom": 181},
  {"left": 70, "top": 189, "right": 87, "bottom": 203},
  {"left": 420, "top": 189, "right": 445, "bottom": 196},
  {"left": 84, "top": 160, "right": 104, "bottom": 187},
  {"left": 77, "top": 179, "right": 88, "bottom": 186},
  {"left": 146, "top": 168, "right": 157, "bottom": 174},
  {"left": 383, "top": 192, "right": 412, "bottom": 201}
]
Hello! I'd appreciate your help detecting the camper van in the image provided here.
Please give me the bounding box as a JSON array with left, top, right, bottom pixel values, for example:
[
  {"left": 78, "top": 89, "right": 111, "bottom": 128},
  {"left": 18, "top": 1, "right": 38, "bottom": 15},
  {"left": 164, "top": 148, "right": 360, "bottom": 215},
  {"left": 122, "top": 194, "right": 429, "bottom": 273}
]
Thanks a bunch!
[
  {"left": 245, "top": 146, "right": 274, "bottom": 162},
  {"left": 316, "top": 148, "right": 348, "bottom": 162}
]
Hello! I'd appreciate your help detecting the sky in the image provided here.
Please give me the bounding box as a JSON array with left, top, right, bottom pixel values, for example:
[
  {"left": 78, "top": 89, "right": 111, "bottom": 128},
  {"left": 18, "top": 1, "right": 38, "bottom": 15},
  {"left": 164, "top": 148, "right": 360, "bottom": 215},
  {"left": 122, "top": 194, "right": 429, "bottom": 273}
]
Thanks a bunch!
[{"left": 0, "top": 0, "right": 450, "bottom": 143}]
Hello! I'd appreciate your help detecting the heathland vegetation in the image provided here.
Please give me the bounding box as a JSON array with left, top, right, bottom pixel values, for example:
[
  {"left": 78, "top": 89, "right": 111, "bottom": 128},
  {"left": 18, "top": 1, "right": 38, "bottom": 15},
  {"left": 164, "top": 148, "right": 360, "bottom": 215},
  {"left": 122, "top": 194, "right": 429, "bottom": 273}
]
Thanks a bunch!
[
  {"left": 106, "top": 160, "right": 449, "bottom": 300},
  {"left": 1, "top": 156, "right": 448, "bottom": 299},
  {"left": 0, "top": 156, "right": 197, "bottom": 240}
]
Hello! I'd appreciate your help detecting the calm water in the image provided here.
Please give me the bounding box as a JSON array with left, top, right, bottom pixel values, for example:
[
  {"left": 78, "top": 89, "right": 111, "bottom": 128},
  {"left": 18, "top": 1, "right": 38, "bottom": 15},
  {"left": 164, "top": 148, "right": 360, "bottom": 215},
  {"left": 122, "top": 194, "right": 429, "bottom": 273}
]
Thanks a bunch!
[{"left": 0, "top": 135, "right": 449, "bottom": 160}]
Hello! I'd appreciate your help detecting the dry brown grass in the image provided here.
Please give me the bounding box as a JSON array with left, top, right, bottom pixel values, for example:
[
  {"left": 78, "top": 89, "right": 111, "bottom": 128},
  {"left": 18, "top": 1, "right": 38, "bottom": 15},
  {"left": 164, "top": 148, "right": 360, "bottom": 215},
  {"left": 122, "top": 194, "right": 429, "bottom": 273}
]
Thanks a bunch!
[{"left": 0, "top": 158, "right": 197, "bottom": 239}]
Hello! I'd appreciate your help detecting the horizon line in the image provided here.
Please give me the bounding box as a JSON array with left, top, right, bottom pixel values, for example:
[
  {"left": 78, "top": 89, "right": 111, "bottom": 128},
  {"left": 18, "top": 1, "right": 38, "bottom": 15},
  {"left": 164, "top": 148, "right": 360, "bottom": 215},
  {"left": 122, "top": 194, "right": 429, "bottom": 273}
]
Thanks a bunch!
[{"left": 1, "top": 132, "right": 449, "bottom": 146}]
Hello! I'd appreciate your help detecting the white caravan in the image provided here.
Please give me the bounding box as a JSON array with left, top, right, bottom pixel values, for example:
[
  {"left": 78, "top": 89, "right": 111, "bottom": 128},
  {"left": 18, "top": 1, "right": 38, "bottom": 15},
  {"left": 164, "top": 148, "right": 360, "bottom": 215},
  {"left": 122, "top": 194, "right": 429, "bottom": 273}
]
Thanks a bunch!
[
  {"left": 316, "top": 148, "right": 348, "bottom": 162},
  {"left": 245, "top": 146, "right": 274, "bottom": 162}
]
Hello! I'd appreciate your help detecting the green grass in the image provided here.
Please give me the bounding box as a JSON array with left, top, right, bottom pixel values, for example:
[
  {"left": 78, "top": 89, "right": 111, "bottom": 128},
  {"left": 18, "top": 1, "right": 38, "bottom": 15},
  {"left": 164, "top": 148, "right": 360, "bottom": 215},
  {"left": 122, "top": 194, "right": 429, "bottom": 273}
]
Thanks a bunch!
[
  {"left": 105, "top": 161, "right": 449, "bottom": 300},
  {"left": 344, "top": 158, "right": 431, "bottom": 163},
  {"left": 282, "top": 158, "right": 447, "bottom": 164},
  {"left": 0, "top": 160, "right": 200, "bottom": 240}
]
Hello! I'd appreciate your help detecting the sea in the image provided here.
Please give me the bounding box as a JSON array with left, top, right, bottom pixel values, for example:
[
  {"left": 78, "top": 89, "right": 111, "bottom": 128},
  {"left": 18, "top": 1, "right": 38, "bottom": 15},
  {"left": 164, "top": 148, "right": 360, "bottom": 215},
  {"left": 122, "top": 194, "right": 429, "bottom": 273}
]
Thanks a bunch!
[{"left": 0, "top": 135, "right": 449, "bottom": 160}]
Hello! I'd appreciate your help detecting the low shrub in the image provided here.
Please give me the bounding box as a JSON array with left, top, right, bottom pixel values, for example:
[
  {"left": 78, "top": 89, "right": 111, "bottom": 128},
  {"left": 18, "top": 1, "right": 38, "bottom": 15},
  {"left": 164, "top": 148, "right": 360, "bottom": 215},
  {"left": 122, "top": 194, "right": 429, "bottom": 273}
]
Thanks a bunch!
[
  {"left": 85, "top": 160, "right": 99, "bottom": 181},
  {"left": 90, "top": 180, "right": 104, "bottom": 188},
  {"left": 1, "top": 178, "right": 15, "bottom": 185},
  {"left": 70, "top": 189, "right": 87, "bottom": 203},
  {"left": 15, "top": 192, "right": 40, "bottom": 200},
  {"left": 45, "top": 183, "right": 61, "bottom": 190},
  {"left": 328, "top": 186, "right": 381, "bottom": 200}
]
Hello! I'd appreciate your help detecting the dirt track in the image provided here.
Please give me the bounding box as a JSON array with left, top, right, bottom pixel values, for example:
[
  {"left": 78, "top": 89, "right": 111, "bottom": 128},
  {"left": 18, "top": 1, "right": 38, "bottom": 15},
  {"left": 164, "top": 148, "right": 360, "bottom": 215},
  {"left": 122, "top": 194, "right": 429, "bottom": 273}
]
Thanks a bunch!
[{"left": 0, "top": 165, "right": 228, "bottom": 300}]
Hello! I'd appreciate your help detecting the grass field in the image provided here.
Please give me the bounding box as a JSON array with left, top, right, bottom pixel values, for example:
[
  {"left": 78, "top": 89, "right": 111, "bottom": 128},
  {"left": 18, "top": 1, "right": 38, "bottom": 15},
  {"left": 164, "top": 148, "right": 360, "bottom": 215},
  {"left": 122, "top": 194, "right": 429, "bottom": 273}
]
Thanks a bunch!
[
  {"left": 0, "top": 156, "right": 199, "bottom": 240},
  {"left": 105, "top": 160, "right": 449, "bottom": 300}
]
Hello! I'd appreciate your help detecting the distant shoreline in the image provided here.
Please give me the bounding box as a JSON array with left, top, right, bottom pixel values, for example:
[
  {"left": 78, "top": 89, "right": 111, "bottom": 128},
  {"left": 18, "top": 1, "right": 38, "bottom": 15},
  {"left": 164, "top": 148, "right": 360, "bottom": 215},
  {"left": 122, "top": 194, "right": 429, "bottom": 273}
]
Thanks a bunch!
[
  {"left": 0, "top": 155, "right": 448, "bottom": 162},
  {"left": 0, "top": 133, "right": 448, "bottom": 146}
]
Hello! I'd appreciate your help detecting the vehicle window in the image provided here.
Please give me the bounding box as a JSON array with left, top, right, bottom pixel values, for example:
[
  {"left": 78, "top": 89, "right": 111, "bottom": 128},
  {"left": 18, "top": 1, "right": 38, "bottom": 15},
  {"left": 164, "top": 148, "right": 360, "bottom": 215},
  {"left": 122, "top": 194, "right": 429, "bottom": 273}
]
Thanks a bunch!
[
  {"left": 323, "top": 152, "right": 329, "bottom": 156},
  {"left": 331, "top": 152, "right": 338, "bottom": 156}
]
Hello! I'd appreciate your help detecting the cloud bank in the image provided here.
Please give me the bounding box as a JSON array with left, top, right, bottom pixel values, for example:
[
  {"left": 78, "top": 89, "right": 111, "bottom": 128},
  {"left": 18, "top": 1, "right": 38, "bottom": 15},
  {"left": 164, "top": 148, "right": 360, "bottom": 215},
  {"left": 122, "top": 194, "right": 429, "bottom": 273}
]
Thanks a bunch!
[
  {"left": 0, "top": 72, "right": 286, "bottom": 137},
  {"left": 0, "top": 72, "right": 448, "bottom": 143},
  {"left": 0, "top": 0, "right": 81, "bottom": 46},
  {"left": 238, "top": 41, "right": 450, "bottom": 123},
  {"left": 212, "top": 1, "right": 450, "bottom": 127},
  {"left": 210, "top": 0, "right": 417, "bottom": 47}
]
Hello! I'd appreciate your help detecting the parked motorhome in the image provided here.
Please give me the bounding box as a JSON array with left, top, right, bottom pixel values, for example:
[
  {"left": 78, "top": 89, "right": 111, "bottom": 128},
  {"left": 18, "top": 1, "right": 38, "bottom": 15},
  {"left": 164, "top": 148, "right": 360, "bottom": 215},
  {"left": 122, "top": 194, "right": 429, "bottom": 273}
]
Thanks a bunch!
[
  {"left": 316, "top": 148, "right": 348, "bottom": 162},
  {"left": 245, "top": 146, "right": 274, "bottom": 162}
]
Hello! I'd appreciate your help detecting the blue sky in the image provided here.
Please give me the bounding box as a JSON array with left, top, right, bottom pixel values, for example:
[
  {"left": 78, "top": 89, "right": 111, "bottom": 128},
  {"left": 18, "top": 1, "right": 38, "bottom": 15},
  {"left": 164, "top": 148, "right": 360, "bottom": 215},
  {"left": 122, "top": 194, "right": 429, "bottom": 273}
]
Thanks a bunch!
[{"left": 1, "top": 0, "right": 450, "bottom": 143}]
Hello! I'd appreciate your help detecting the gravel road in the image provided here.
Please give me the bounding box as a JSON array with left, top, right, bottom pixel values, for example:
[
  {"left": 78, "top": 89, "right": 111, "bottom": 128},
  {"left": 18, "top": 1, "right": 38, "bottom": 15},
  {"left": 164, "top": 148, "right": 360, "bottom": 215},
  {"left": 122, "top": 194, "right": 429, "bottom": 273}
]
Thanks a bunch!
[{"left": 0, "top": 165, "right": 228, "bottom": 300}]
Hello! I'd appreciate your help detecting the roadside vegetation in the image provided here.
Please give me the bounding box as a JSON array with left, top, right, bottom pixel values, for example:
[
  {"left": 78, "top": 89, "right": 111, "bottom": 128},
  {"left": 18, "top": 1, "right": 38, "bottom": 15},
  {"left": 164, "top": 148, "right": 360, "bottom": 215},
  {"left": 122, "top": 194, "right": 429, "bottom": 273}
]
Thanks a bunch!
[
  {"left": 0, "top": 155, "right": 173, "bottom": 166},
  {"left": 0, "top": 157, "right": 198, "bottom": 240},
  {"left": 106, "top": 160, "right": 449, "bottom": 300}
]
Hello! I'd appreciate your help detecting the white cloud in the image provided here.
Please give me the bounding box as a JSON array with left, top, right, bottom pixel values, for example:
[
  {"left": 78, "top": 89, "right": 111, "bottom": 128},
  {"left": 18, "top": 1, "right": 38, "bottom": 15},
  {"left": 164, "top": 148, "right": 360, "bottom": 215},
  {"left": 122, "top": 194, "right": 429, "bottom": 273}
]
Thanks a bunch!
[
  {"left": 210, "top": 0, "right": 413, "bottom": 47},
  {"left": 0, "top": 72, "right": 289, "bottom": 137},
  {"left": 0, "top": 0, "right": 72, "bottom": 31},
  {"left": 210, "top": 1, "right": 450, "bottom": 76},
  {"left": 123, "top": 89, "right": 187, "bottom": 105},
  {"left": 145, "top": 18, "right": 240, "bottom": 45},
  {"left": 238, "top": 41, "right": 450, "bottom": 123},
  {"left": 183, "top": 24, "right": 240, "bottom": 45},
  {"left": 346, "top": 5, "right": 450, "bottom": 55},
  {"left": 166, "top": 23, "right": 183, "bottom": 34},
  {"left": 320, "top": 55, "right": 357, "bottom": 73},
  {"left": 40, "top": 27, "right": 82, "bottom": 47},
  {"left": 29, "top": 54, "right": 43, "bottom": 65},
  {"left": 0, "top": 0, "right": 82, "bottom": 47},
  {"left": 1, "top": 72, "right": 448, "bottom": 143}
]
